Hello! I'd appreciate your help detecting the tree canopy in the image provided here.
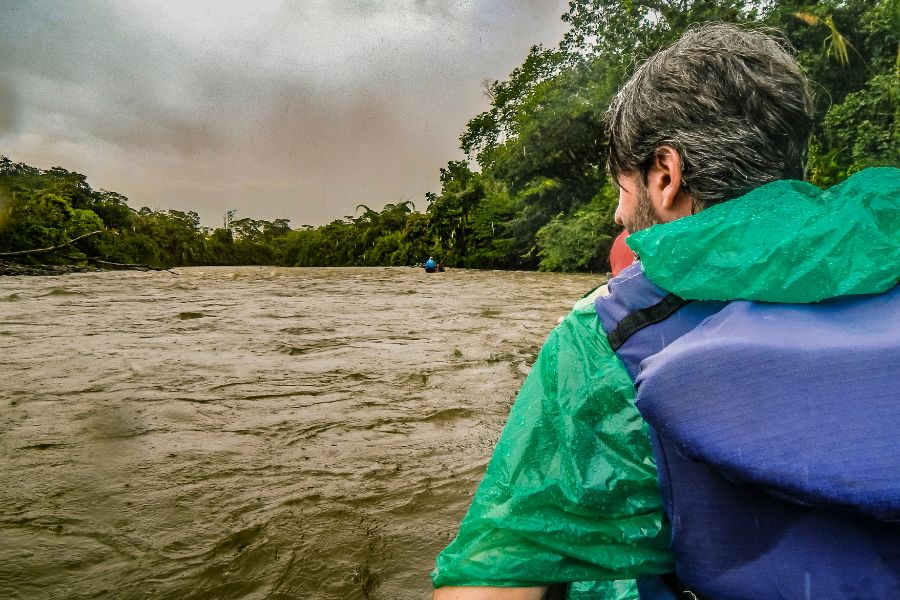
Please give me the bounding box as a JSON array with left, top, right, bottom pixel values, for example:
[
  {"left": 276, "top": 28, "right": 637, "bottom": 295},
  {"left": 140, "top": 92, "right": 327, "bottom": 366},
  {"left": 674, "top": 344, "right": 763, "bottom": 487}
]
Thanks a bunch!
[{"left": 2, "top": 0, "right": 896, "bottom": 272}]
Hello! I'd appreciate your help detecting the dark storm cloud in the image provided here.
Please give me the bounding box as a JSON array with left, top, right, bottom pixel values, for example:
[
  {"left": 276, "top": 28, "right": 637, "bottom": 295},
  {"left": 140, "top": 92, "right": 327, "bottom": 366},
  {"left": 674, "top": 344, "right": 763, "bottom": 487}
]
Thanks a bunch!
[{"left": 0, "top": 0, "right": 570, "bottom": 225}]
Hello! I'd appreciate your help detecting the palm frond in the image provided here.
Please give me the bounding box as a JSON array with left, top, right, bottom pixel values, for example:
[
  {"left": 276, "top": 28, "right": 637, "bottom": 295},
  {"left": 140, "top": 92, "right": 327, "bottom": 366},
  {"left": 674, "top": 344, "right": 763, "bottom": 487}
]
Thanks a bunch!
[
  {"left": 793, "top": 11, "right": 821, "bottom": 26},
  {"left": 823, "top": 16, "right": 850, "bottom": 66},
  {"left": 793, "top": 12, "right": 851, "bottom": 66}
]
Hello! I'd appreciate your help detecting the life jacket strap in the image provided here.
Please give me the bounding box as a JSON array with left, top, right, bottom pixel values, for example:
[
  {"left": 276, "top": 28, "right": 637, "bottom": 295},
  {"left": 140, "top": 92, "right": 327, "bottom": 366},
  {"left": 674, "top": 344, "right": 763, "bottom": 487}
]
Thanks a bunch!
[{"left": 607, "top": 294, "right": 690, "bottom": 351}]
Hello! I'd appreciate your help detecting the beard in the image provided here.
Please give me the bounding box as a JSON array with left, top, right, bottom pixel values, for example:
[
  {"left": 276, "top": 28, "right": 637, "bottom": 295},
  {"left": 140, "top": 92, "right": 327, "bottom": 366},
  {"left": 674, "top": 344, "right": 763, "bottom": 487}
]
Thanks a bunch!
[{"left": 623, "top": 177, "right": 665, "bottom": 234}]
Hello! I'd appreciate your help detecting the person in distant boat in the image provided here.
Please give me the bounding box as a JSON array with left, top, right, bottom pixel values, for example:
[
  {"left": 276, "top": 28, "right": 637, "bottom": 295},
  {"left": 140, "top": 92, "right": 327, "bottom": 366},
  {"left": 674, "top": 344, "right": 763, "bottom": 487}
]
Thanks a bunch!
[
  {"left": 432, "top": 23, "right": 900, "bottom": 600},
  {"left": 424, "top": 257, "right": 437, "bottom": 273},
  {"left": 436, "top": 262, "right": 445, "bottom": 272}
]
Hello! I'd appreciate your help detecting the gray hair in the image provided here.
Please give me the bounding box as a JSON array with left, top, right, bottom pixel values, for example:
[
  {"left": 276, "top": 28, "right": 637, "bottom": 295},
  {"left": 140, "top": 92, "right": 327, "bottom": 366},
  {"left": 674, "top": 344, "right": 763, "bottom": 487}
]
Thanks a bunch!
[{"left": 606, "top": 23, "right": 813, "bottom": 210}]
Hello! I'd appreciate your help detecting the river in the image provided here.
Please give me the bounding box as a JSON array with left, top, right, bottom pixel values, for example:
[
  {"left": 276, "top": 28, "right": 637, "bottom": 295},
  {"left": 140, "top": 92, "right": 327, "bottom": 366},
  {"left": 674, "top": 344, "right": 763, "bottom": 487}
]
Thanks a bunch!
[{"left": 0, "top": 266, "right": 603, "bottom": 599}]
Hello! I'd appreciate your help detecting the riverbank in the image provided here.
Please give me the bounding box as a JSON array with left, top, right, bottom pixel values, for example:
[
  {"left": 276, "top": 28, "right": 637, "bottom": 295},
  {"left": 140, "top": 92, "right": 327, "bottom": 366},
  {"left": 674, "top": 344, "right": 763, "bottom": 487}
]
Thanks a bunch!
[
  {"left": 0, "top": 259, "right": 612, "bottom": 279},
  {"left": 0, "top": 260, "right": 101, "bottom": 276}
]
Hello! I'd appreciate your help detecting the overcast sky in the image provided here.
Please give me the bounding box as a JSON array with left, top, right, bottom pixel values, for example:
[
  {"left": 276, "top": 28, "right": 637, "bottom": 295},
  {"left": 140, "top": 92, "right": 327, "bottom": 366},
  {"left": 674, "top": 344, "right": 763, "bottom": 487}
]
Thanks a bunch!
[{"left": 0, "top": 0, "right": 571, "bottom": 227}]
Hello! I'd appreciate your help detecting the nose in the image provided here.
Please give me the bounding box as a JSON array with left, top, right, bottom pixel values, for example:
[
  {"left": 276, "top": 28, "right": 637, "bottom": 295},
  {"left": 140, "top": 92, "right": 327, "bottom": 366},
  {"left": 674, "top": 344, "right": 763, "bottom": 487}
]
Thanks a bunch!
[{"left": 614, "top": 204, "right": 624, "bottom": 227}]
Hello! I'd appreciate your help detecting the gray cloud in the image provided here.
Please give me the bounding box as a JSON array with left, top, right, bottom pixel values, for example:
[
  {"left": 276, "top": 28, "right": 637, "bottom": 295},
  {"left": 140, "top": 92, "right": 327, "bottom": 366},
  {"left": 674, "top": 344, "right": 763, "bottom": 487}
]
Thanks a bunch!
[
  {"left": 0, "top": 0, "right": 570, "bottom": 226},
  {"left": 0, "top": 77, "right": 19, "bottom": 134}
]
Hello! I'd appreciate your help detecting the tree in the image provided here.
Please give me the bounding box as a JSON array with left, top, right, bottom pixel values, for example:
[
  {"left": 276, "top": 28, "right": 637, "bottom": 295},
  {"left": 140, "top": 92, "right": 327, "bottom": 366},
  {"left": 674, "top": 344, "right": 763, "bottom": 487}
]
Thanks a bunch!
[
  {"left": 426, "top": 161, "right": 486, "bottom": 266},
  {"left": 535, "top": 182, "right": 619, "bottom": 272}
]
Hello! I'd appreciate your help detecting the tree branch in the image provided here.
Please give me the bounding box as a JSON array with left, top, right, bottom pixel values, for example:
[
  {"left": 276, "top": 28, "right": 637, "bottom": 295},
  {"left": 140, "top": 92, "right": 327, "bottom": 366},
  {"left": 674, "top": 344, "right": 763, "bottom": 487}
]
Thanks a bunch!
[
  {"left": 0, "top": 230, "right": 104, "bottom": 257},
  {"left": 60, "top": 254, "right": 177, "bottom": 274}
]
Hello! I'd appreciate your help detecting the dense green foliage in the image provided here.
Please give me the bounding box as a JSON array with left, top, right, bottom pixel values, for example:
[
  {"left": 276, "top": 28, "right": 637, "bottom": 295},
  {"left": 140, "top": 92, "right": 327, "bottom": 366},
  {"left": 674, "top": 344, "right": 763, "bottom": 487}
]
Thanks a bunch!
[
  {"left": 0, "top": 157, "right": 278, "bottom": 268},
  {"left": 437, "top": 0, "right": 898, "bottom": 271},
  {"left": 2, "top": 0, "right": 896, "bottom": 271}
]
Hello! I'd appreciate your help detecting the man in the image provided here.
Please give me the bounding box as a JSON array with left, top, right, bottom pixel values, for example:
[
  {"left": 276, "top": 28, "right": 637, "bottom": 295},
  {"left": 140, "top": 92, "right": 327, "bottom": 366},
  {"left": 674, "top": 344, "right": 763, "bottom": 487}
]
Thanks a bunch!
[{"left": 433, "top": 23, "right": 900, "bottom": 600}]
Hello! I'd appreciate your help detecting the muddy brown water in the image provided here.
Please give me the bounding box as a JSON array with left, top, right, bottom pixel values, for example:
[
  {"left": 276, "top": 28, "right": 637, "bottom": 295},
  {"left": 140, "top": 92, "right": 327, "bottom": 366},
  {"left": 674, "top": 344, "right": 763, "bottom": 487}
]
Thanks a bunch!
[{"left": 0, "top": 266, "right": 603, "bottom": 599}]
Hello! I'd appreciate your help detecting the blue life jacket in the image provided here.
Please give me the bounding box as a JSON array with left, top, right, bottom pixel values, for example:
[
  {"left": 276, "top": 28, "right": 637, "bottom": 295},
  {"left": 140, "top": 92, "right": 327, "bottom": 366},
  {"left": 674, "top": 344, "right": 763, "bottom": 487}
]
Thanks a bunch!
[
  {"left": 595, "top": 263, "right": 900, "bottom": 600},
  {"left": 425, "top": 258, "right": 436, "bottom": 271}
]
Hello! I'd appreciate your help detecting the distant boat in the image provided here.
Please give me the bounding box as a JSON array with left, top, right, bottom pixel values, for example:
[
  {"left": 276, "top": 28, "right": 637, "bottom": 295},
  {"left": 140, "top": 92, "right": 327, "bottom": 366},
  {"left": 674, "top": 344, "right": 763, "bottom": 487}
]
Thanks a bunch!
[{"left": 424, "top": 258, "right": 443, "bottom": 273}]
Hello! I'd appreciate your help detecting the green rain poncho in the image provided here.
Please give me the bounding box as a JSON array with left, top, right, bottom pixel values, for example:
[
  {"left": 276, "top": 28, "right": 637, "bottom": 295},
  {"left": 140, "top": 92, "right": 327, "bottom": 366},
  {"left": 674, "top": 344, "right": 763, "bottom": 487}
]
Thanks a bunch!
[{"left": 431, "top": 168, "right": 900, "bottom": 597}]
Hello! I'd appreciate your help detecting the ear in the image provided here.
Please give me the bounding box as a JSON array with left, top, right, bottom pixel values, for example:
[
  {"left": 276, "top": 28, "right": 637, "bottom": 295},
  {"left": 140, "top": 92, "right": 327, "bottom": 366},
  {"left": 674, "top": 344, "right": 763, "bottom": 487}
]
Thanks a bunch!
[{"left": 646, "top": 146, "right": 693, "bottom": 220}]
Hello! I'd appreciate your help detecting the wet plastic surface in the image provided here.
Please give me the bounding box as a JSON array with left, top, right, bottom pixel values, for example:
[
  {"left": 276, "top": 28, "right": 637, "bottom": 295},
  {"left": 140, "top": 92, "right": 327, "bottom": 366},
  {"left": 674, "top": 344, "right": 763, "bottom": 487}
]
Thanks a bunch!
[
  {"left": 629, "top": 168, "right": 900, "bottom": 303},
  {"left": 431, "top": 302, "right": 672, "bottom": 592}
]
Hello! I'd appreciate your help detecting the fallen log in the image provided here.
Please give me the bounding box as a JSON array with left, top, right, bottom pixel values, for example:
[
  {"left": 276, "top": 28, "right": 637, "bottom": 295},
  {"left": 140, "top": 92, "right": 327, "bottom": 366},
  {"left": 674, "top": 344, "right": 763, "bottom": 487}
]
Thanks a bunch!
[
  {"left": 60, "top": 254, "right": 177, "bottom": 274},
  {"left": 0, "top": 230, "right": 104, "bottom": 257},
  {"left": 0, "top": 231, "right": 177, "bottom": 274}
]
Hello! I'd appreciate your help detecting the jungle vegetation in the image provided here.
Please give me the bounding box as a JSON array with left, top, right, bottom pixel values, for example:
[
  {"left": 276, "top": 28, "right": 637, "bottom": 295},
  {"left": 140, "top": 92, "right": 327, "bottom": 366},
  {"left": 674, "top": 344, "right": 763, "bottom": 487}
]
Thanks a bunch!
[{"left": 1, "top": 0, "right": 897, "bottom": 272}]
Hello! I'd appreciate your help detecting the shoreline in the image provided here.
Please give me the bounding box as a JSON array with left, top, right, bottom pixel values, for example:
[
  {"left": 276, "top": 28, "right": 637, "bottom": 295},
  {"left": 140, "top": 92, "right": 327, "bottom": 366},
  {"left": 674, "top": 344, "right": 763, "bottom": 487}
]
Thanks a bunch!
[
  {"left": 0, "top": 260, "right": 612, "bottom": 278},
  {"left": 0, "top": 260, "right": 101, "bottom": 277}
]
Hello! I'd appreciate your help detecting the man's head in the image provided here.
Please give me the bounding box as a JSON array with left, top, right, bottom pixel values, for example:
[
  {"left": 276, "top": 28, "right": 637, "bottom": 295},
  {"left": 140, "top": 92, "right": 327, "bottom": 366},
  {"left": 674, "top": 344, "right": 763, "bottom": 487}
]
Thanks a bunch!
[{"left": 606, "top": 23, "right": 814, "bottom": 232}]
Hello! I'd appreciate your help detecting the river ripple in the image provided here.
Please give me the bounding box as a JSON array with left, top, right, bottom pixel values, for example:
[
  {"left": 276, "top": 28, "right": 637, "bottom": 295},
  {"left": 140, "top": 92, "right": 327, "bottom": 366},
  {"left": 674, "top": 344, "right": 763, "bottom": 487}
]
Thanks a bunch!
[{"left": 0, "top": 266, "right": 603, "bottom": 599}]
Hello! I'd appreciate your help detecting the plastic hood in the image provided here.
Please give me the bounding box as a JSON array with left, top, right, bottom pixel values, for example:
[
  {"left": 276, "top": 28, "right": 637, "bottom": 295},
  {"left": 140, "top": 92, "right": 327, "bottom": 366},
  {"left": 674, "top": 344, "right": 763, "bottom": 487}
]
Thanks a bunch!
[{"left": 627, "top": 167, "right": 900, "bottom": 303}]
